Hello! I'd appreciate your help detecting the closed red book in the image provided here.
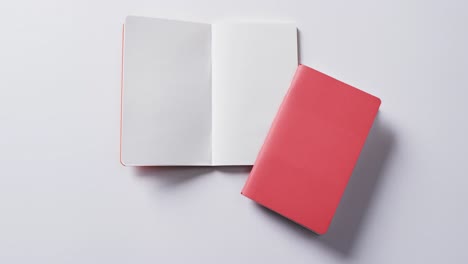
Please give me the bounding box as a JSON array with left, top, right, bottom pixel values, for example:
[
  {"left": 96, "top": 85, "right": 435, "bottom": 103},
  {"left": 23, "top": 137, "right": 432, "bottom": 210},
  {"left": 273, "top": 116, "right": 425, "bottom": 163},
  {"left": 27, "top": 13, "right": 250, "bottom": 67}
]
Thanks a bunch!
[{"left": 241, "top": 65, "right": 381, "bottom": 234}]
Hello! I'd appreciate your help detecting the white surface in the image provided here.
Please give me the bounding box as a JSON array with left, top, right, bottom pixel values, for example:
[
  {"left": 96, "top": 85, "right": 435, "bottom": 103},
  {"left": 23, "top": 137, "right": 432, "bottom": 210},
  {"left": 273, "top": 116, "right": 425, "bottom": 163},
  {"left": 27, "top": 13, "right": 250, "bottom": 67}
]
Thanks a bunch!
[
  {"left": 122, "top": 16, "right": 212, "bottom": 165},
  {"left": 212, "top": 23, "right": 297, "bottom": 165},
  {"left": 122, "top": 17, "right": 296, "bottom": 166},
  {"left": 1, "top": 0, "right": 468, "bottom": 263}
]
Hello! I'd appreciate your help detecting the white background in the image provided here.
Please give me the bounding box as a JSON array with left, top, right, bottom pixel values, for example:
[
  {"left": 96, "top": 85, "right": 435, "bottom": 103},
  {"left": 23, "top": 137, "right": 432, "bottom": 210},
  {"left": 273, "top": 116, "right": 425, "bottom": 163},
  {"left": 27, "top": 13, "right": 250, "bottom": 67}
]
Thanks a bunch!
[{"left": 1, "top": 0, "right": 467, "bottom": 263}]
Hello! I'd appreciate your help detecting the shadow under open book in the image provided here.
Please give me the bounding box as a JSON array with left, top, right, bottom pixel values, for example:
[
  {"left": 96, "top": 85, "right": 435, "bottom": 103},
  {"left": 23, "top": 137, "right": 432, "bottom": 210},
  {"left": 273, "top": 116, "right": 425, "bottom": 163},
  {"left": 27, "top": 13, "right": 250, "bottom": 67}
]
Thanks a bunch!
[
  {"left": 135, "top": 166, "right": 214, "bottom": 187},
  {"left": 135, "top": 166, "right": 252, "bottom": 187},
  {"left": 252, "top": 114, "right": 396, "bottom": 257}
]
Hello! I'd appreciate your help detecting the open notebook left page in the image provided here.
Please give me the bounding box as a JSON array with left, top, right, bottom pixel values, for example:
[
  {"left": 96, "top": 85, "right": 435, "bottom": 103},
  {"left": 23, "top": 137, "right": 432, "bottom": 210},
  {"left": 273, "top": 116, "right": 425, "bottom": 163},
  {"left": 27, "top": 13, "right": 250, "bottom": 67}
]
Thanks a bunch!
[{"left": 121, "top": 16, "right": 212, "bottom": 166}]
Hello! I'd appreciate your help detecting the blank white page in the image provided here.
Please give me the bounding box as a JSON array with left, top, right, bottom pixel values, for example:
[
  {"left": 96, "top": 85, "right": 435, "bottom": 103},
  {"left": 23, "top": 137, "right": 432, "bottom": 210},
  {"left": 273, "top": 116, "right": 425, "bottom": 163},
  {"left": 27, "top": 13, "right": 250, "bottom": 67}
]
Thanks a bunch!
[
  {"left": 121, "top": 16, "right": 212, "bottom": 166},
  {"left": 211, "top": 23, "right": 298, "bottom": 165}
]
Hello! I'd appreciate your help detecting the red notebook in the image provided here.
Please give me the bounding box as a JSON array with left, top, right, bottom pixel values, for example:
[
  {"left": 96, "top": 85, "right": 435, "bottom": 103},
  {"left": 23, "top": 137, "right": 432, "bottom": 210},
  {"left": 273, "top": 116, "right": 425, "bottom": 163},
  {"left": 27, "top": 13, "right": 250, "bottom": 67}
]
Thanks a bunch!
[{"left": 241, "top": 65, "right": 381, "bottom": 234}]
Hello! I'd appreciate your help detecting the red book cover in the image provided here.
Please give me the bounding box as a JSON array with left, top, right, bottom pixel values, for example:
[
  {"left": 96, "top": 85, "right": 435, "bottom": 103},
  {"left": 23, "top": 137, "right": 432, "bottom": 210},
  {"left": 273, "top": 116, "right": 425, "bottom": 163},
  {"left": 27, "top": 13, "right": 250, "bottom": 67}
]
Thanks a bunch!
[{"left": 241, "top": 65, "right": 381, "bottom": 234}]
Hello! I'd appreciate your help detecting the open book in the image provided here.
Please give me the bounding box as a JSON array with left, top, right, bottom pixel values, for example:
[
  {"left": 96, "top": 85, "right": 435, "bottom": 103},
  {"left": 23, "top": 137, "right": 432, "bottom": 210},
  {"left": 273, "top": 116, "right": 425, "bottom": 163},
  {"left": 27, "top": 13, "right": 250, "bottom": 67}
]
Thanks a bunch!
[{"left": 121, "top": 16, "right": 298, "bottom": 166}]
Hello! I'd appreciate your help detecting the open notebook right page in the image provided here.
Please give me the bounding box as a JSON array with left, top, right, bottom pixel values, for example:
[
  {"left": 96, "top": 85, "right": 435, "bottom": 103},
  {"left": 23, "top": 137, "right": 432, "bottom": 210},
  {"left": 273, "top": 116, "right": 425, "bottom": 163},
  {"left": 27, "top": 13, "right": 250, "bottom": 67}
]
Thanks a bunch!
[{"left": 211, "top": 23, "right": 298, "bottom": 165}]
